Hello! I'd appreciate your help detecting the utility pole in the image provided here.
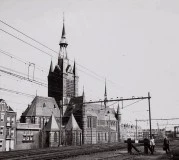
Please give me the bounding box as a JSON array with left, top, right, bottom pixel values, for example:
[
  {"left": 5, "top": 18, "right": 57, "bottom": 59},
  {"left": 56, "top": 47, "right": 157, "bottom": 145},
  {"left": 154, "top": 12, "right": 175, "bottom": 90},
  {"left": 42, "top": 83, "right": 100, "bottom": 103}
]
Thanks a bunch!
[
  {"left": 108, "top": 115, "right": 111, "bottom": 143},
  {"left": 135, "top": 119, "right": 138, "bottom": 140},
  {"left": 148, "top": 92, "right": 152, "bottom": 139},
  {"left": 59, "top": 100, "right": 62, "bottom": 146},
  {"left": 91, "top": 116, "right": 92, "bottom": 144}
]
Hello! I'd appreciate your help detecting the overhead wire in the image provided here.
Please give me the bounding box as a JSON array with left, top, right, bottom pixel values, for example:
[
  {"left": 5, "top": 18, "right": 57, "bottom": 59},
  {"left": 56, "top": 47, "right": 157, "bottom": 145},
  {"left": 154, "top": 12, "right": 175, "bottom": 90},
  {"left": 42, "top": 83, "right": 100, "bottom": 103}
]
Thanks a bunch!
[
  {"left": 123, "top": 99, "right": 144, "bottom": 109},
  {"left": 0, "top": 49, "right": 49, "bottom": 73},
  {"left": 0, "top": 19, "right": 122, "bottom": 88},
  {"left": 0, "top": 48, "right": 105, "bottom": 97},
  {"left": 0, "top": 87, "right": 35, "bottom": 98},
  {"left": 0, "top": 28, "right": 52, "bottom": 57},
  {"left": 0, "top": 19, "right": 57, "bottom": 54}
]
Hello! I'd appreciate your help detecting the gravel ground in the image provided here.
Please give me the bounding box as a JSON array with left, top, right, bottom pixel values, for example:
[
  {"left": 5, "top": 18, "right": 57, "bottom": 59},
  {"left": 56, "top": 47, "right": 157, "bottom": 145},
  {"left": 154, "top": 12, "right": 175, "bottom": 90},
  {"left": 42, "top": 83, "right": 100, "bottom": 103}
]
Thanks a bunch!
[
  {"left": 63, "top": 140, "right": 179, "bottom": 160},
  {"left": 63, "top": 146, "right": 171, "bottom": 160}
]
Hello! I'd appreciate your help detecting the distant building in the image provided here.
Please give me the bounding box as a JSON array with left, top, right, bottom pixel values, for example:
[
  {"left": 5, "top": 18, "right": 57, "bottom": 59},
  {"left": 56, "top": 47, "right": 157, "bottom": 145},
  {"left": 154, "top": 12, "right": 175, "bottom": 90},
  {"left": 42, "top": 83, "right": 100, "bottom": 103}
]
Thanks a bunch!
[
  {"left": 165, "top": 130, "right": 174, "bottom": 138},
  {"left": 120, "top": 123, "right": 143, "bottom": 141},
  {"left": 142, "top": 128, "right": 165, "bottom": 139},
  {"left": 0, "top": 99, "right": 16, "bottom": 151}
]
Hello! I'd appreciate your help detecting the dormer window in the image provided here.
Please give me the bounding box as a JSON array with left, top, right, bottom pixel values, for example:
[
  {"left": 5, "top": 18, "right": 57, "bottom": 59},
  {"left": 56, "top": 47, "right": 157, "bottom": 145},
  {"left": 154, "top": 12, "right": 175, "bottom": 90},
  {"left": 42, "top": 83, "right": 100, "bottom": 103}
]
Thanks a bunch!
[
  {"left": 54, "top": 105, "right": 56, "bottom": 109},
  {"left": 43, "top": 103, "right": 46, "bottom": 107}
]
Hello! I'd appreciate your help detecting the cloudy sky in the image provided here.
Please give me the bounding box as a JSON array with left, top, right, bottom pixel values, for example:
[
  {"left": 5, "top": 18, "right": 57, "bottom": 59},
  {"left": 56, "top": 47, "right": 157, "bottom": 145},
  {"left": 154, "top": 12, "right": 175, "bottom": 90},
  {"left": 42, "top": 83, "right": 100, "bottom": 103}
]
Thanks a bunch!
[{"left": 0, "top": 0, "right": 179, "bottom": 129}]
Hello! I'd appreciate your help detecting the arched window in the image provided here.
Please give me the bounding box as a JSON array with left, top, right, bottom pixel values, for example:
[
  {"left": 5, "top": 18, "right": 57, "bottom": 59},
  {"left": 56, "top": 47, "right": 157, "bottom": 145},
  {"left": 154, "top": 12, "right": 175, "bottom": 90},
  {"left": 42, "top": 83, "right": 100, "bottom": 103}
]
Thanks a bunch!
[{"left": 54, "top": 132, "right": 57, "bottom": 142}]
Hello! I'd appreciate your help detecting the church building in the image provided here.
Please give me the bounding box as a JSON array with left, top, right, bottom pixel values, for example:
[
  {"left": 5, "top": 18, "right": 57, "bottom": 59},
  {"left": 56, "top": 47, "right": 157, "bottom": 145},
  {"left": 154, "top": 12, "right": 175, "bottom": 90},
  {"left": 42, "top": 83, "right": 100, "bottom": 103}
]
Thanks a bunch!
[{"left": 17, "top": 17, "right": 121, "bottom": 149}]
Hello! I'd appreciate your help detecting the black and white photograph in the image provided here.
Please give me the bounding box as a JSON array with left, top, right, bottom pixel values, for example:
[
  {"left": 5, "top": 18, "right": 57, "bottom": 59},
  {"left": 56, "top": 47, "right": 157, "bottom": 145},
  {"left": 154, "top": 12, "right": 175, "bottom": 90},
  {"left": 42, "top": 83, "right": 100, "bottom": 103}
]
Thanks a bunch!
[{"left": 0, "top": 0, "right": 179, "bottom": 159}]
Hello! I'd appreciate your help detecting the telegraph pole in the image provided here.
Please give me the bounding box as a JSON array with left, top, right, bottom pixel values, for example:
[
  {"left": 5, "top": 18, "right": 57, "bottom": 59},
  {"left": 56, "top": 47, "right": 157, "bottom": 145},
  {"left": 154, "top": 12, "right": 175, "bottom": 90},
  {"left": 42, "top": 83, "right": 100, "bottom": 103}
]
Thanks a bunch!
[
  {"left": 135, "top": 119, "right": 138, "bottom": 140},
  {"left": 148, "top": 92, "right": 152, "bottom": 139},
  {"left": 59, "top": 100, "right": 63, "bottom": 146}
]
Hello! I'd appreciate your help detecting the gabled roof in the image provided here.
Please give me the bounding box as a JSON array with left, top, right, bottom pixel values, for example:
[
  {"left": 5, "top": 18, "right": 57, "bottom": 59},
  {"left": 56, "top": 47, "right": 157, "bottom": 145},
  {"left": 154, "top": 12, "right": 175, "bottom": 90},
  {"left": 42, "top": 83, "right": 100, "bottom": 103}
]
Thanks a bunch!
[
  {"left": 22, "top": 96, "right": 60, "bottom": 118},
  {"left": 65, "top": 114, "right": 81, "bottom": 130},
  {"left": 63, "top": 96, "right": 83, "bottom": 118},
  {"left": 0, "top": 99, "right": 15, "bottom": 112},
  {"left": 44, "top": 114, "right": 60, "bottom": 131}
]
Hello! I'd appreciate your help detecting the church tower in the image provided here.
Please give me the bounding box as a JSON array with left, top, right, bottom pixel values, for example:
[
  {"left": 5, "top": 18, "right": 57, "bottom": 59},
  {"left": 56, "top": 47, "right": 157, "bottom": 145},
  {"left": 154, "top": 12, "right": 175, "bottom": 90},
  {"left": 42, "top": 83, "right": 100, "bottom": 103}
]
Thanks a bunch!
[{"left": 48, "top": 16, "right": 79, "bottom": 114}]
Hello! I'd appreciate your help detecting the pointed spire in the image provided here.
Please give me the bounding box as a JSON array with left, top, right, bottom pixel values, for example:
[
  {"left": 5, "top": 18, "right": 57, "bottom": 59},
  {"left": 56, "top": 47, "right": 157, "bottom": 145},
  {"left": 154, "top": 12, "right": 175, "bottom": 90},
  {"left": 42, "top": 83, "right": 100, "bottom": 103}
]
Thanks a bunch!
[
  {"left": 117, "top": 103, "right": 120, "bottom": 114},
  {"left": 82, "top": 85, "right": 85, "bottom": 103},
  {"left": 104, "top": 78, "right": 107, "bottom": 98},
  {"left": 61, "top": 13, "right": 66, "bottom": 38},
  {"left": 82, "top": 86, "right": 85, "bottom": 97},
  {"left": 59, "top": 13, "right": 68, "bottom": 46},
  {"left": 104, "top": 78, "right": 107, "bottom": 108},
  {"left": 117, "top": 102, "right": 121, "bottom": 121},
  {"left": 59, "top": 13, "right": 68, "bottom": 59},
  {"left": 73, "top": 59, "right": 76, "bottom": 75},
  {"left": 49, "top": 60, "right": 53, "bottom": 73}
]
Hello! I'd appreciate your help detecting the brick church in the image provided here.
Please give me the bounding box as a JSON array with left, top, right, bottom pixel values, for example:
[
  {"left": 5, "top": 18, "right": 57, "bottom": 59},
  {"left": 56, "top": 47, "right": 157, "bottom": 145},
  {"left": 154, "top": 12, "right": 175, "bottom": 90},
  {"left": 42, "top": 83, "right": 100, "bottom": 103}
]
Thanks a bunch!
[{"left": 16, "top": 17, "right": 121, "bottom": 149}]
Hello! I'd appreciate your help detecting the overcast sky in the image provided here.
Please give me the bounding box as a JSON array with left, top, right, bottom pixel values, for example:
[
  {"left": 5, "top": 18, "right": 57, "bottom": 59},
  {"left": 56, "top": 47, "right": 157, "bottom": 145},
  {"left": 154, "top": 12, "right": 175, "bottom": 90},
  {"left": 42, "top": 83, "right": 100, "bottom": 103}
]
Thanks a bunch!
[{"left": 0, "top": 0, "right": 179, "bottom": 129}]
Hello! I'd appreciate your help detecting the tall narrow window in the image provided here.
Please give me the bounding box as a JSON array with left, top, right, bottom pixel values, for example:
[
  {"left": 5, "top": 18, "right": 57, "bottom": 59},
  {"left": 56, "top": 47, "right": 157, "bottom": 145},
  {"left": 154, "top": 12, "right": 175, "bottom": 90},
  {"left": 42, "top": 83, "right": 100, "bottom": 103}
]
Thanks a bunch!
[
  {"left": 0, "top": 140, "right": 3, "bottom": 148},
  {"left": 11, "top": 116, "right": 15, "bottom": 124},
  {"left": 105, "top": 133, "right": 107, "bottom": 141},
  {"left": 11, "top": 129, "right": 14, "bottom": 137},
  {"left": 87, "top": 117, "right": 92, "bottom": 128},
  {"left": 1, "top": 114, "right": 4, "bottom": 122},
  {"left": 92, "top": 117, "right": 97, "bottom": 128},
  {"left": 0, "top": 127, "right": 3, "bottom": 135},
  {"left": 54, "top": 132, "right": 57, "bottom": 142},
  {"left": 7, "top": 116, "right": 10, "bottom": 122},
  {"left": 98, "top": 133, "right": 100, "bottom": 141}
]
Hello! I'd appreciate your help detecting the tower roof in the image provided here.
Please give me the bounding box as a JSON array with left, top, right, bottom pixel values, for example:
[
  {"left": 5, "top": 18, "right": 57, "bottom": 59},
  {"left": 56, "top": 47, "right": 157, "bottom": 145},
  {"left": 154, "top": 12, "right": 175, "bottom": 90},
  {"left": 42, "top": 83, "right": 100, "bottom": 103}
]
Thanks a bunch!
[
  {"left": 45, "top": 114, "right": 60, "bottom": 131},
  {"left": 73, "top": 60, "right": 76, "bottom": 75},
  {"left": 49, "top": 60, "right": 53, "bottom": 73},
  {"left": 117, "top": 103, "right": 121, "bottom": 115},
  {"left": 104, "top": 79, "right": 107, "bottom": 108},
  {"left": 61, "top": 19, "right": 66, "bottom": 38},
  {"left": 104, "top": 78, "right": 107, "bottom": 97},
  {"left": 65, "top": 113, "right": 81, "bottom": 130},
  {"left": 59, "top": 15, "right": 68, "bottom": 46}
]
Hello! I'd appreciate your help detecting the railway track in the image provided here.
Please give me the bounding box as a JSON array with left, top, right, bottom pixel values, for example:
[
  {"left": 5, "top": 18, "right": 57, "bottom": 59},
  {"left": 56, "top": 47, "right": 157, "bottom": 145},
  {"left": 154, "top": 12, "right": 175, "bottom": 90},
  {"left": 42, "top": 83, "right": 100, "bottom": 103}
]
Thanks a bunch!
[
  {"left": 0, "top": 143, "right": 130, "bottom": 160},
  {"left": 1, "top": 140, "right": 178, "bottom": 160}
]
